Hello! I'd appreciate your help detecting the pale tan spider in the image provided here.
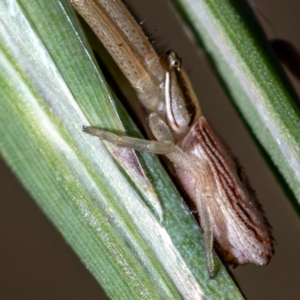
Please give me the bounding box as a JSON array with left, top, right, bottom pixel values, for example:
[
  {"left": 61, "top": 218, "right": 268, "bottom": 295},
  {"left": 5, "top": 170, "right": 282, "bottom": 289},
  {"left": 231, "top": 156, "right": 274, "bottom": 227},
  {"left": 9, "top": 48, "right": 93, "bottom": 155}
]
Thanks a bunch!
[{"left": 71, "top": 0, "right": 273, "bottom": 277}]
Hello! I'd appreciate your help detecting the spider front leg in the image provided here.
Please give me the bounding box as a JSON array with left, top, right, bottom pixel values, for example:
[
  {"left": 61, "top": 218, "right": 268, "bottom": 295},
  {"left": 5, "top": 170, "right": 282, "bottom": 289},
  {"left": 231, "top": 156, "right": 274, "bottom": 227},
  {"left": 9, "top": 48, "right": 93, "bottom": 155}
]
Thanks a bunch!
[
  {"left": 83, "top": 125, "right": 174, "bottom": 155},
  {"left": 195, "top": 180, "right": 215, "bottom": 278},
  {"left": 166, "top": 151, "right": 215, "bottom": 278},
  {"left": 83, "top": 112, "right": 176, "bottom": 156},
  {"left": 84, "top": 113, "right": 216, "bottom": 277},
  {"left": 167, "top": 154, "right": 215, "bottom": 277},
  {"left": 150, "top": 113, "right": 216, "bottom": 277}
]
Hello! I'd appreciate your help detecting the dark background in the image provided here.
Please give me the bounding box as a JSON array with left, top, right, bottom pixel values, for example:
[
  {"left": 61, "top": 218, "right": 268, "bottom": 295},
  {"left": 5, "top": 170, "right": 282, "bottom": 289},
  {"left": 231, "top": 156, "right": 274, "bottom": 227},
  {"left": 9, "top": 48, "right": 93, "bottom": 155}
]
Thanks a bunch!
[{"left": 1, "top": 0, "right": 300, "bottom": 299}]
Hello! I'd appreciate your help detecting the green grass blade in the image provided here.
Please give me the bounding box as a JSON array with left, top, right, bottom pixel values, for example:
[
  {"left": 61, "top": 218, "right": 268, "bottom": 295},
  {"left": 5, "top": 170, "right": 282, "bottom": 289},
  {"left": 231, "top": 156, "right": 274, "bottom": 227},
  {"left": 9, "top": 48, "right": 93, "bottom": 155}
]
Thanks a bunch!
[
  {"left": 0, "top": 0, "right": 243, "bottom": 299},
  {"left": 171, "top": 0, "right": 300, "bottom": 209}
]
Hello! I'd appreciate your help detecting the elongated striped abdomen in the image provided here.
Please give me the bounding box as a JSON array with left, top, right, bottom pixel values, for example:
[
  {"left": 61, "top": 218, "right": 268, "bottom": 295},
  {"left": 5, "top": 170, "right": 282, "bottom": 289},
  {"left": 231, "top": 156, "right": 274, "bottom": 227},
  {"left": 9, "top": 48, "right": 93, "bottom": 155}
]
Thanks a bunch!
[{"left": 177, "top": 116, "right": 273, "bottom": 265}]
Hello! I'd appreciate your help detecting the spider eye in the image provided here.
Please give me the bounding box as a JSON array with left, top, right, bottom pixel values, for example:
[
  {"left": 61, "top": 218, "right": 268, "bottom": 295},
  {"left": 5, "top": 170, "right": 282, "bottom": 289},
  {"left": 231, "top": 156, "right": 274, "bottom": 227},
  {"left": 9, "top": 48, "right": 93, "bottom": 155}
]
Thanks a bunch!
[
  {"left": 171, "top": 58, "right": 181, "bottom": 69},
  {"left": 164, "top": 51, "right": 182, "bottom": 70}
]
